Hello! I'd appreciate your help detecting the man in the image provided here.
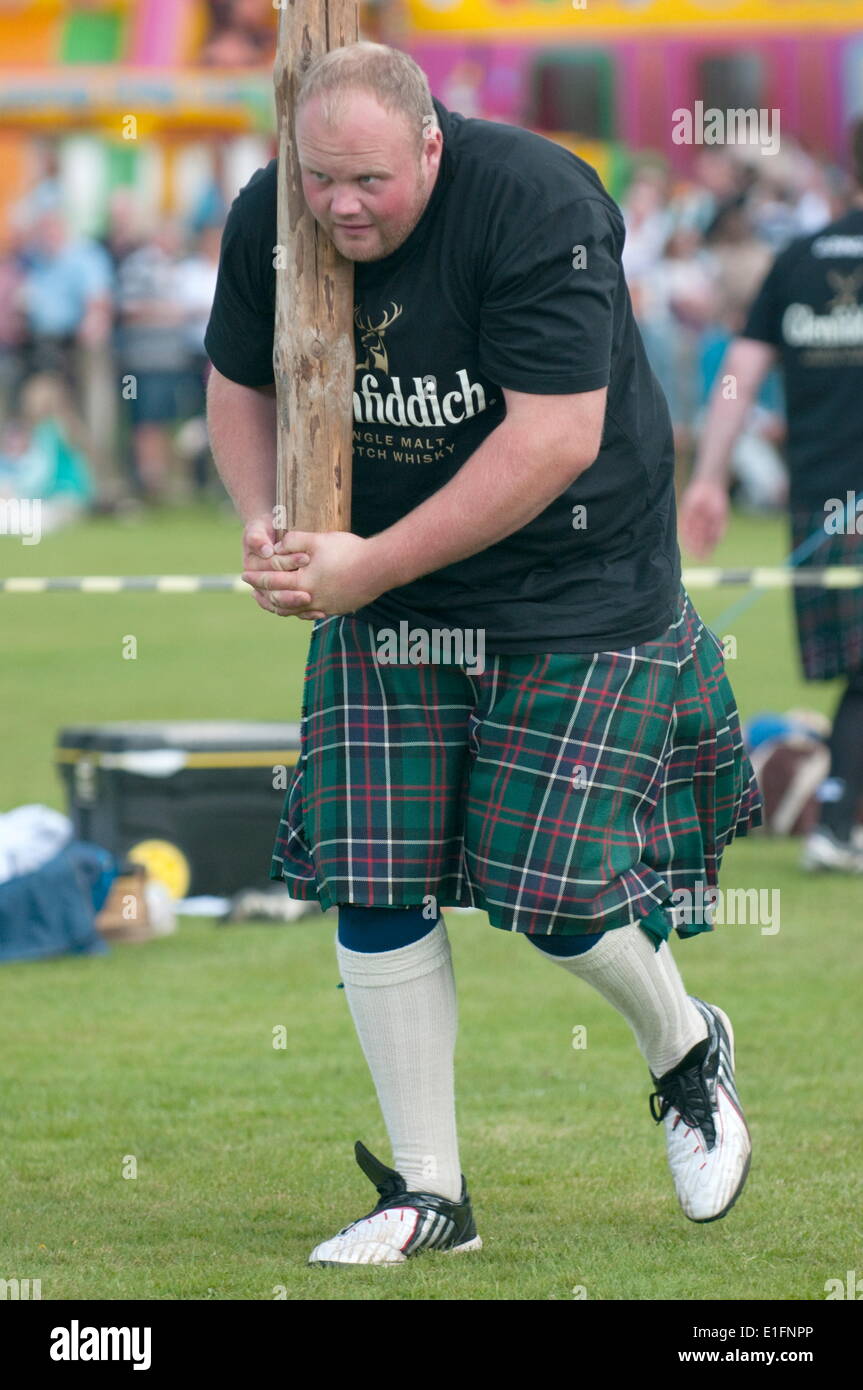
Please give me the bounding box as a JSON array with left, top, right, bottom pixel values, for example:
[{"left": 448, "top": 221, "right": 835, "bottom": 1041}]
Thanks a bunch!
[
  {"left": 205, "top": 42, "right": 760, "bottom": 1266},
  {"left": 680, "top": 119, "right": 863, "bottom": 873},
  {"left": 17, "top": 206, "right": 114, "bottom": 488}
]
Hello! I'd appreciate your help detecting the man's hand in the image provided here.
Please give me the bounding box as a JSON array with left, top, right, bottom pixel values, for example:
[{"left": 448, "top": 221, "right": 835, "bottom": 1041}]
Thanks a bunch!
[
  {"left": 242, "top": 513, "right": 318, "bottom": 619},
  {"left": 242, "top": 512, "right": 280, "bottom": 568},
  {"left": 678, "top": 478, "right": 730, "bottom": 561},
  {"left": 242, "top": 530, "right": 384, "bottom": 620}
]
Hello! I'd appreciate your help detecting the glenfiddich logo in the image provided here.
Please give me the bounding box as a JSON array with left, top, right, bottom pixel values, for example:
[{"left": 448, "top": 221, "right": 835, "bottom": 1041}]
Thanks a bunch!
[
  {"left": 354, "top": 369, "right": 488, "bottom": 426},
  {"left": 783, "top": 269, "right": 863, "bottom": 348},
  {"left": 352, "top": 300, "right": 488, "bottom": 426}
]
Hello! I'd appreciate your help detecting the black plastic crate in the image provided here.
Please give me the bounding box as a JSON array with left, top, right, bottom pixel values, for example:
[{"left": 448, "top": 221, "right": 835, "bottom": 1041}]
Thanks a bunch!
[{"left": 56, "top": 721, "right": 301, "bottom": 898}]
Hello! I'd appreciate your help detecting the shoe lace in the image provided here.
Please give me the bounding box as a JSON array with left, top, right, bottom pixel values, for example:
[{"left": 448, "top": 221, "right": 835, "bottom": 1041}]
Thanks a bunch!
[{"left": 649, "top": 1066, "right": 716, "bottom": 1150}]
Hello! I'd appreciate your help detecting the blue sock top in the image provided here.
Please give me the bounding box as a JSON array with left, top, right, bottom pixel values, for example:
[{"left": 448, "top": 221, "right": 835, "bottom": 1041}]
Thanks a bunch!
[{"left": 337, "top": 903, "right": 440, "bottom": 952}]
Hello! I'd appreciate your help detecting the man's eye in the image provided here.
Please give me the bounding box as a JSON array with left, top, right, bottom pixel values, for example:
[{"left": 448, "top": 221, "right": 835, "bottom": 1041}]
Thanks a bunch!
[{"left": 358, "top": 176, "right": 377, "bottom": 186}]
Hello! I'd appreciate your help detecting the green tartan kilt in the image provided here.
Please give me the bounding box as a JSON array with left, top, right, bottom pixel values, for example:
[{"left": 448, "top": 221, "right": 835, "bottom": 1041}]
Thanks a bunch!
[
  {"left": 270, "top": 585, "right": 762, "bottom": 944},
  {"left": 790, "top": 508, "right": 863, "bottom": 680}
]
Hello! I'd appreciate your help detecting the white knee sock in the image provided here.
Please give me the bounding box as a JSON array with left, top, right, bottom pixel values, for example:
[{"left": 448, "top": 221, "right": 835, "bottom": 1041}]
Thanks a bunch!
[
  {"left": 335, "top": 918, "right": 463, "bottom": 1202},
  {"left": 530, "top": 923, "right": 708, "bottom": 1077}
]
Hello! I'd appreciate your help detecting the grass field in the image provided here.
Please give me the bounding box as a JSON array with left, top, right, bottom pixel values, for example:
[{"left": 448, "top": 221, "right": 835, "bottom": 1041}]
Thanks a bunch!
[{"left": 1, "top": 504, "right": 861, "bottom": 1301}]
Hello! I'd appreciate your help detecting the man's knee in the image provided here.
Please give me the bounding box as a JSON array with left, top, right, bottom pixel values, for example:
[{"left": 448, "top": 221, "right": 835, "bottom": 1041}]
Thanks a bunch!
[{"left": 526, "top": 930, "right": 606, "bottom": 958}]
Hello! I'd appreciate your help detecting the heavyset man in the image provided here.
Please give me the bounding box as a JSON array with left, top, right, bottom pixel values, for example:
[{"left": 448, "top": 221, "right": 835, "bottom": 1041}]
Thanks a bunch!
[{"left": 205, "top": 42, "right": 760, "bottom": 1266}]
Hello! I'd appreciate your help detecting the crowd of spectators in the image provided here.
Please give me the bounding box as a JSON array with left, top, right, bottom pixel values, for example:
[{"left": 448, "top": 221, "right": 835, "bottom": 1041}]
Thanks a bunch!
[
  {"left": 621, "top": 139, "right": 853, "bottom": 510},
  {"left": 0, "top": 131, "right": 856, "bottom": 528},
  {"left": 198, "top": 0, "right": 278, "bottom": 69},
  {"left": 0, "top": 156, "right": 225, "bottom": 520}
]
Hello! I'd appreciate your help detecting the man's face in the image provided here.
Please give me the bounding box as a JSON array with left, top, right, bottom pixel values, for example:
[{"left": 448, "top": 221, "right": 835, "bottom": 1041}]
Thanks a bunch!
[
  {"left": 296, "top": 88, "right": 443, "bottom": 263},
  {"left": 34, "top": 211, "right": 67, "bottom": 257}
]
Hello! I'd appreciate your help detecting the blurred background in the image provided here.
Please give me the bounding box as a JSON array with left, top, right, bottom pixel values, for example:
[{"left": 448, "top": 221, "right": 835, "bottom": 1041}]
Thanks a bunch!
[{"left": 0, "top": 0, "right": 860, "bottom": 515}]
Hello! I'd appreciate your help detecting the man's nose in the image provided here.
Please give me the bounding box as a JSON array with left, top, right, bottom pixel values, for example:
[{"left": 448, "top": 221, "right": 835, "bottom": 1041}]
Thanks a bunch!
[{"left": 329, "top": 185, "right": 365, "bottom": 217}]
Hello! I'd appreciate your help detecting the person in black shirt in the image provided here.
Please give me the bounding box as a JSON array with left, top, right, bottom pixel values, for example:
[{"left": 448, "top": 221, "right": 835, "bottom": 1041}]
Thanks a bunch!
[
  {"left": 681, "top": 120, "right": 863, "bottom": 874},
  {"left": 206, "top": 41, "right": 759, "bottom": 1265}
]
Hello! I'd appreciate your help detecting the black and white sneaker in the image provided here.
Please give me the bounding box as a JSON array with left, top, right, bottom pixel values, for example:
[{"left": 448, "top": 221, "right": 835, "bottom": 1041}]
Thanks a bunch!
[
  {"left": 308, "top": 1142, "right": 483, "bottom": 1265},
  {"left": 649, "top": 997, "right": 752, "bottom": 1223}
]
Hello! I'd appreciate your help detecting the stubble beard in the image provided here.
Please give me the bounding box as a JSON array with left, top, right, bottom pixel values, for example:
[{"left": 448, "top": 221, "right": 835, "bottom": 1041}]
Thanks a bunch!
[{"left": 333, "top": 162, "right": 430, "bottom": 264}]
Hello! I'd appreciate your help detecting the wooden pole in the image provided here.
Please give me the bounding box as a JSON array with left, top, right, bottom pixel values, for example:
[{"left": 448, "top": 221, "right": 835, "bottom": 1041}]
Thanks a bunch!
[{"left": 272, "top": 2, "right": 357, "bottom": 536}]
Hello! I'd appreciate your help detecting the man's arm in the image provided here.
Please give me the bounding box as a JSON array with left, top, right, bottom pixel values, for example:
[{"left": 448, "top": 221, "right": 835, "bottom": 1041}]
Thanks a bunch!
[
  {"left": 248, "top": 384, "right": 608, "bottom": 618},
  {"left": 207, "top": 364, "right": 319, "bottom": 614},
  {"left": 206, "top": 365, "right": 278, "bottom": 525},
  {"left": 689, "top": 338, "right": 778, "bottom": 488},
  {"left": 678, "top": 337, "right": 778, "bottom": 559},
  {"left": 288, "top": 384, "right": 608, "bottom": 594}
]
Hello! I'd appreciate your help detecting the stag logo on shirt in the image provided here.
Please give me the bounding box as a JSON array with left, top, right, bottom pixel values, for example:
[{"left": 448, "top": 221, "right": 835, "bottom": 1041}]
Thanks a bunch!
[
  {"left": 826, "top": 269, "right": 863, "bottom": 311},
  {"left": 355, "top": 302, "right": 403, "bottom": 375}
]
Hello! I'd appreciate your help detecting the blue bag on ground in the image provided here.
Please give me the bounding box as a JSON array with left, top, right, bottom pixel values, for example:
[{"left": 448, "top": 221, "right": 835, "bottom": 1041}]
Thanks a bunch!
[{"left": 0, "top": 841, "right": 117, "bottom": 962}]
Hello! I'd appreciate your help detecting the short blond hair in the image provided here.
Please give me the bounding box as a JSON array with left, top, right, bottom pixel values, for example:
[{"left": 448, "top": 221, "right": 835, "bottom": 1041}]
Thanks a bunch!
[{"left": 295, "top": 41, "right": 438, "bottom": 158}]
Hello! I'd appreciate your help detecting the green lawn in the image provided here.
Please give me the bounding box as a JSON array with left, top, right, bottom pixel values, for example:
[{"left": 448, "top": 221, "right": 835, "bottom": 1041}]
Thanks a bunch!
[{"left": 1, "top": 504, "right": 861, "bottom": 1300}]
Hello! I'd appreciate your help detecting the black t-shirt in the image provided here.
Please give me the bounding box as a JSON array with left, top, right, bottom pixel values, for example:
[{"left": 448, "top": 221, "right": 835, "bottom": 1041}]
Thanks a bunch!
[
  {"left": 742, "top": 207, "right": 863, "bottom": 508},
  {"left": 205, "top": 98, "right": 680, "bottom": 653}
]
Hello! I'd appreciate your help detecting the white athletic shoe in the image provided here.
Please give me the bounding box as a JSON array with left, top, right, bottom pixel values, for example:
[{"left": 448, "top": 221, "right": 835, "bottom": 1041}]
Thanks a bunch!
[
  {"left": 649, "top": 997, "right": 751, "bottom": 1223},
  {"left": 800, "top": 827, "right": 863, "bottom": 873},
  {"left": 308, "top": 1141, "right": 483, "bottom": 1266}
]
